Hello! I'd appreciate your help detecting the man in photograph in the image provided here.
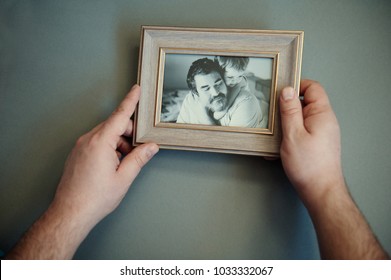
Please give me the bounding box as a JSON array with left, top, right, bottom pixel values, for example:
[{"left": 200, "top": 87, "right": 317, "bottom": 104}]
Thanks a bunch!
[{"left": 176, "top": 58, "right": 264, "bottom": 127}]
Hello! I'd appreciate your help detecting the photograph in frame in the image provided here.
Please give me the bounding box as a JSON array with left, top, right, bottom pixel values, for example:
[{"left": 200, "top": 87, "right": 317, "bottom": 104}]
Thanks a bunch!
[
  {"left": 134, "top": 26, "right": 304, "bottom": 156},
  {"left": 160, "top": 53, "right": 273, "bottom": 131}
]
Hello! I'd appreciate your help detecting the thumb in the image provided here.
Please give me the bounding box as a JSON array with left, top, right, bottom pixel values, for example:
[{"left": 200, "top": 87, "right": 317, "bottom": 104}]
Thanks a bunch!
[
  {"left": 117, "top": 143, "right": 159, "bottom": 186},
  {"left": 279, "top": 87, "right": 304, "bottom": 137}
]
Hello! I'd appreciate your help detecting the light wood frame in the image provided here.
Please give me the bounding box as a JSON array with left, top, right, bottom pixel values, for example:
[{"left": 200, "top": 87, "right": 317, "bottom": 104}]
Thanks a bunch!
[{"left": 134, "top": 26, "right": 304, "bottom": 156}]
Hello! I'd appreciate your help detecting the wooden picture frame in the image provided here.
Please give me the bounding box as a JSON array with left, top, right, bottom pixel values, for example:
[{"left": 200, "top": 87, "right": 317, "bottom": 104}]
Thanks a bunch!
[{"left": 134, "top": 26, "right": 304, "bottom": 156}]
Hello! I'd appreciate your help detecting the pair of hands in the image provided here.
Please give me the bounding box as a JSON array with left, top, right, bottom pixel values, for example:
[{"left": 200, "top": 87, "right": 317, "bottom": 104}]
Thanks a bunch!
[
  {"left": 54, "top": 80, "right": 341, "bottom": 225},
  {"left": 53, "top": 80, "right": 342, "bottom": 224},
  {"left": 11, "top": 81, "right": 388, "bottom": 260}
]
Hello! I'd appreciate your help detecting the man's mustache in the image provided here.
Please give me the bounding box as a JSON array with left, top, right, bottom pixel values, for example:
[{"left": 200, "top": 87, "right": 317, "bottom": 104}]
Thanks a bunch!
[{"left": 210, "top": 93, "right": 226, "bottom": 103}]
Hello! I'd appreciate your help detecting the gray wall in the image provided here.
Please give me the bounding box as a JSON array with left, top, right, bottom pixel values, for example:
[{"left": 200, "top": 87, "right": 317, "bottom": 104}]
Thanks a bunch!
[{"left": 0, "top": 0, "right": 390, "bottom": 259}]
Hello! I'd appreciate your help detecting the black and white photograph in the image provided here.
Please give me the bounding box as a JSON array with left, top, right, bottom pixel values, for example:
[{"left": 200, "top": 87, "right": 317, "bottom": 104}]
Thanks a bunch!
[
  {"left": 160, "top": 53, "right": 273, "bottom": 129},
  {"left": 135, "top": 26, "right": 303, "bottom": 155}
]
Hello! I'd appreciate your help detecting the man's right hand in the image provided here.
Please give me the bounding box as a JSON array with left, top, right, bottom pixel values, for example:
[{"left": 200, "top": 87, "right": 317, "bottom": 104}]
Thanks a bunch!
[
  {"left": 278, "top": 80, "right": 389, "bottom": 259},
  {"left": 279, "top": 80, "right": 345, "bottom": 207}
]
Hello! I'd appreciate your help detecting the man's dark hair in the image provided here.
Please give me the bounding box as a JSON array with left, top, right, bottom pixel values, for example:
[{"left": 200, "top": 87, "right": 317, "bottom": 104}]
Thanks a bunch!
[{"left": 186, "top": 58, "right": 224, "bottom": 95}]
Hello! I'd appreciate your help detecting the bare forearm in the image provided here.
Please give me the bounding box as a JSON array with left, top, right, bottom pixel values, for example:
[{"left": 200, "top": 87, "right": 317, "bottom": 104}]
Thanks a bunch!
[
  {"left": 306, "top": 181, "right": 389, "bottom": 260},
  {"left": 6, "top": 201, "right": 94, "bottom": 260}
]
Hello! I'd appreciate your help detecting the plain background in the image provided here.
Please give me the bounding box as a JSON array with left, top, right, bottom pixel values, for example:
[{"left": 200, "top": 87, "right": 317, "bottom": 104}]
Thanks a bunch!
[{"left": 0, "top": 0, "right": 390, "bottom": 259}]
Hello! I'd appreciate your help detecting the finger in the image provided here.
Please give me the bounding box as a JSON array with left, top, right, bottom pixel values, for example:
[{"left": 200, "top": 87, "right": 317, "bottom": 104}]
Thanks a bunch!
[
  {"left": 279, "top": 86, "right": 304, "bottom": 138},
  {"left": 102, "top": 85, "right": 141, "bottom": 138},
  {"left": 299, "top": 80, "right": 339, "bottom": 135},
  {"left": 122, "top": 119, "right": 133, "bottom": 137},
  {"left": 299, "top": 79, "right": 316, "bottom": 94},
  {"left": 300, "top": 79, "right": 324, "bottom": 94},
  {"left": 300, "top": 79, "right": 330, "bottom": 107},
  {"left": 300, "top": 80, "right": 335, "bottom": 127},
  {"left": 116, "top": 143, "right": 159, "bottom": 186},
  {"left": 117, "top": 136, "right": 133, "bottom": 155}
]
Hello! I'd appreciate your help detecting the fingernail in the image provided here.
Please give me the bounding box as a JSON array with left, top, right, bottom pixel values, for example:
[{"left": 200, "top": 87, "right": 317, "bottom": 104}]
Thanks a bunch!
[{"left": 281, "top": 87, "right": 295, "bottom": 100}]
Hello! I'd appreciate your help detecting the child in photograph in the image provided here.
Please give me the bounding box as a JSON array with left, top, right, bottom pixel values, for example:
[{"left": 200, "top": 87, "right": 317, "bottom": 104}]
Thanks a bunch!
[
  {"left": 215, "top": 56, "right": 269, "bottom": 128},
  {"left": 214, "top": 56, "right": 250, "bottom": 89},
  {"left": 215, "top": 56, "right": 267, "bottom": 127}
]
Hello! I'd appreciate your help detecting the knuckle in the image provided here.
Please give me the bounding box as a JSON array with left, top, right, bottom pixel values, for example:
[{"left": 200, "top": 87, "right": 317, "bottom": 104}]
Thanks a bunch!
[
  {"left": 280, "top": 105, "right": 301, "bottom": 117},
  {"left": 114, "top": 104, "right": 126, "bottom": 115},
  {"left": 310, "top": 79, "right": 321, "bottom": 86},
  {"left": 75, "top": 135, "right": 85, "bottom": 146},
  {"left": 85, "top": 131, "right": 103, "bottom": 149},
  {"left": 75, "top": 133, "right": 90, "bottom": 148},
  {"left": 309, "top": 80, "right": 326, "bottom": 94}
]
